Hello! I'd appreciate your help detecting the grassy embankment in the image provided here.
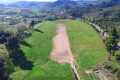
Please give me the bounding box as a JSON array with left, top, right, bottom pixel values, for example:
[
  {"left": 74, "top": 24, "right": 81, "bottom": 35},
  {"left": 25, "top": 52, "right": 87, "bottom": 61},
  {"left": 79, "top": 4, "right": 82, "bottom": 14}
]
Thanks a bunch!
[
  {"left": 56, "top": 20, "right": 108, "bottom": 80},
  {"left": 10, "top": 20, "right": 108, "bottom": 80},
  {"left": 10, "top": 21, "right": 74, "bottom": 80}
]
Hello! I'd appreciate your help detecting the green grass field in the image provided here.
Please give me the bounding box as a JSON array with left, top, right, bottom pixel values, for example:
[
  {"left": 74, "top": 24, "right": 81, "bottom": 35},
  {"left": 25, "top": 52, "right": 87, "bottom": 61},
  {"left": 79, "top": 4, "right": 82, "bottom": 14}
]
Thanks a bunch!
[
  {"left": 55, "top": 20, "right": 108, "bottom": 79},
  {"left": 10, "top": 19, "right": 108, "bottom": 80},
  {"left": 10, "top": 21, "right": 74, "bottom": 80},
  {"left": 57, "top": 20, "right": 108, "bottom": 69}
]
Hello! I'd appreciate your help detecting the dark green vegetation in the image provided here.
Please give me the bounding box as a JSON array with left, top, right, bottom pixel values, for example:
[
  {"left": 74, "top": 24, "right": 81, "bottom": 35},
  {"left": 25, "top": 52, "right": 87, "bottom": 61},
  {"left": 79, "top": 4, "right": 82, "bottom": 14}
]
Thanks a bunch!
[
  {"left": 44, "top": 0, "right": 120, "bottom": 32},
  {"left": 0, "top": 44, "right": 13, "bottom": 80},
  {"left": 105, "top": 28, "right": 118, "bottom": 60},
  {"left": 70, "top": 0, "right": 120, "bottom": 33}
]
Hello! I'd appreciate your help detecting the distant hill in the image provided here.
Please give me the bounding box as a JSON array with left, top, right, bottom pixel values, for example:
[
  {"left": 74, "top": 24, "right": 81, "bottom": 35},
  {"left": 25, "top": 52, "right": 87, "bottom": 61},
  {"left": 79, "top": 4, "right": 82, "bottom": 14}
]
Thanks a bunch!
[
  {"left": 76, "top": 0, "right": 120, "bottom": 29},
  {"left": 76, "top": 0, "right": 98, "bottom": 2},
  {"left": 43, "top": 0, "right": 78, "bottom": 11},
  {"left": 43, "top": 0, "right": 120, "bottom": 29},
  {"left": 50, "top": 0, "right": 77, "bottom": 7},
  {"left": 0, "top": 0, "right": 16, "bottom": 4},
  {"left": 45, "top": 0, "right": 99, "bottom": 9},
  {"left": 9, "top": 1, "right": 47, "bottom": 8}
]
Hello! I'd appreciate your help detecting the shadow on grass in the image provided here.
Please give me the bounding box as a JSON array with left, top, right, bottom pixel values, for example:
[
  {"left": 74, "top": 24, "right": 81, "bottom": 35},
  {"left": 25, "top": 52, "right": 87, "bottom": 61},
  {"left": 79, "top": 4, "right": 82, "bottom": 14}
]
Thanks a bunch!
[
  {"left": 27, "top": 33, "right": 32, "bottom": 37},
  {"left": 10, "top": 49, "right": 34, "bottom": 70},
  {"left": 20, "top": 41, "right": 32, "bottom": 48},
  {"left": 34, "top": 29, "right": 43, "bottom": 33}
]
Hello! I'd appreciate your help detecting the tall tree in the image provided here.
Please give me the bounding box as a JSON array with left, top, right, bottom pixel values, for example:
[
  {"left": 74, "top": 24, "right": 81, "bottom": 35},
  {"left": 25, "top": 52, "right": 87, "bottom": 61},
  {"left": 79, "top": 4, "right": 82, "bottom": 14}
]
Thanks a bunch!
[
  {"left": 0, "top": 45, "right": 10, "bottom": 80},
  {"left": 109, "top": 28, "right": 118, "bottom": 39},
  {"left": 30, "top": 20, "right": 35, "bottom": 28},
  {"left": 15, "top": 24, "right": 26, "bottom": 34},
  {"left": 105, "top": 28, "right": 118, "bottom": 60},
  {"left": 5, "top": 37, "right": 19, "bottom": 51}
]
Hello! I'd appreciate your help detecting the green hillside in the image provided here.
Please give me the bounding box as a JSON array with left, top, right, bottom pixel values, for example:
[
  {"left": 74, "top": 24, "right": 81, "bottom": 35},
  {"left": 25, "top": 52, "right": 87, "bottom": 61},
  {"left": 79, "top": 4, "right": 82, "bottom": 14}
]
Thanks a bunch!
[
  {"left": 10, "top": 20, "right": 108, "bottom": 80},
  {"left": 10, "top": 21, "right": 74, "bottom": 80}
]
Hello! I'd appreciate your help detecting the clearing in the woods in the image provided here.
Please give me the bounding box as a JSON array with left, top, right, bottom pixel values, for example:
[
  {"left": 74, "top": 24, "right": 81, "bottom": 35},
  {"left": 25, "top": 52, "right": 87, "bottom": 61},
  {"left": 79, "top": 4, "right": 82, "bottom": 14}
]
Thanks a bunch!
[{"left": 10, "top": 20, "right": 108, "bottom": 80}]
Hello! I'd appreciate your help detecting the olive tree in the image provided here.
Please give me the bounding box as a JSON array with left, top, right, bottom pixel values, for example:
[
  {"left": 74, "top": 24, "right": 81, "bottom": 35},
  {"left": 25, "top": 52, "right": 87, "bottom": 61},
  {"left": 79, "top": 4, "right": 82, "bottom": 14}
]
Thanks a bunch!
[{"left": 15, "top": 24, "right": 27, "bottom": 34}]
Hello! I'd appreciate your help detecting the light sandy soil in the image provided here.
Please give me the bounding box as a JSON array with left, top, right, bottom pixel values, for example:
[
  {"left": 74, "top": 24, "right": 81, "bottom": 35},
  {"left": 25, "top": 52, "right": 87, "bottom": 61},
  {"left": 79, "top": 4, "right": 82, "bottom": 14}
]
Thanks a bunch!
[
  {"left": 85, "top": 70, "right": 93, "bottom": 74},
  {"left": 50, "top": 24, "right": 80, "bottom": 80},
  {"left": 50, "top": 24, "right": 74, "bottom": 63}
]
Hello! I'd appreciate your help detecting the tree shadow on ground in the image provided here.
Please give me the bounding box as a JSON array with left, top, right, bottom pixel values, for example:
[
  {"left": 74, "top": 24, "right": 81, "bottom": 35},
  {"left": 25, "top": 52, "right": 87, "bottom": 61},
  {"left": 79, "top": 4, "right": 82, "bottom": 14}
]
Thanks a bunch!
[
  {"left": 34, "top": 29, "right": 43, "bottom": 33},
  {"left": 20, "top": 41, "right": 32, "bottom": 48},
  {"left": 25, "top": 33, "right": 32, "bottom": 37},
  {"left": 10, "top": 49, "right": 34, "bottom": 70}
]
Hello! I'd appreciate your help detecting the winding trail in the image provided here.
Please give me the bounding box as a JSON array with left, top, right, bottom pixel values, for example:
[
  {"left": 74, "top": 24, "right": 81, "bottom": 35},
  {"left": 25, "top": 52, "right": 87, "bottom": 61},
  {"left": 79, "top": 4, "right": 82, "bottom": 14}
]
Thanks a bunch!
[{"left": 50, "top": 24, "right": 80, "bottom": 80}]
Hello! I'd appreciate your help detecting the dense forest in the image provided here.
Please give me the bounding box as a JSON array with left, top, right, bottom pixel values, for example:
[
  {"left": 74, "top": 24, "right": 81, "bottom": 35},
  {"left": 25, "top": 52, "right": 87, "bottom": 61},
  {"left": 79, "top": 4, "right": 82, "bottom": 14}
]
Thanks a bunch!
[{"left": 42, "top": 0, "right": 120, "bottom": 31}]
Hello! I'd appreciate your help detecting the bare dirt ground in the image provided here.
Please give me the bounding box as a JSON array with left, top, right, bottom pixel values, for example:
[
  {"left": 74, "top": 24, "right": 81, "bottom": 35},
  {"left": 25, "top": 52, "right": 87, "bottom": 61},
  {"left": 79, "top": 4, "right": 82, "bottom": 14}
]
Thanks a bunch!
[
  {"left": 85, "top": 70, "right": 93, "bottom": 74},
  {"left": 95, "top": 71, "right": 108, "bottom": 80},
  {"left": 50, "top": 24, "right": 74, "bottom": 63},
  {"left": 50, "top": 24, "right": 80, "bottom": 80}
]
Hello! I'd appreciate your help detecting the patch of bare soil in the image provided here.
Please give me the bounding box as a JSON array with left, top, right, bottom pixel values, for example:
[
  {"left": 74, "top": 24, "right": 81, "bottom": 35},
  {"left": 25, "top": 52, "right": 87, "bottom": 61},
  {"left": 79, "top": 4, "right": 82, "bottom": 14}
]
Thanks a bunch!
[
  {"left": 85, "top": 70, "right": 93, "bottom": 74},
  {"left": 50, "top": 24, "right": 74, "bottom": 63},
  {"left": 95, "top": 71, "right": 108, "bottom": 80},
  {"left": 50, "top": 24, "right": 80, "bottom": 80}
]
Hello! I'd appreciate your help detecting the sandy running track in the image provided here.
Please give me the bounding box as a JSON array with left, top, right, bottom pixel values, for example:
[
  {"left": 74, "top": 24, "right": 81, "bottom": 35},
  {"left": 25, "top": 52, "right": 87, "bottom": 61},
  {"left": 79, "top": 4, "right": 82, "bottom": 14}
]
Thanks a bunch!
[
  {"left": 50, "top": 24, "right": 80, "bottom": 80},
  {"left": 50, "top": 24, "right": 74, "bottom": 62}
]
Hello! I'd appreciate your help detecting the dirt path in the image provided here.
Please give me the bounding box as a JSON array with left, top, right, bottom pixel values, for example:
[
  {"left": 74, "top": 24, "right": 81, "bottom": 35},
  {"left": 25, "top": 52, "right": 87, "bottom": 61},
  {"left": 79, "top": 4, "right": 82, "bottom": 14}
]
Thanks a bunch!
[
  {"left": 50, "top": 24, "right": 80, "bottom": 80},
  {"left": 95, "top": 71, "right": 108, "bottom": 80}
]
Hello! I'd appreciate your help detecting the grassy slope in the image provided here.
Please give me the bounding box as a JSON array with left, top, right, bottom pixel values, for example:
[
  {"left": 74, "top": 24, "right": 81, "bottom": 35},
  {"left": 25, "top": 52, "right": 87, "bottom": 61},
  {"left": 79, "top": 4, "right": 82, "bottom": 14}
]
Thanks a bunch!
[
  {"left": 10, "top": 21, "right": 74, "bottom": 80},
  {"left": 56, "top": 20, "right": 108, "bottom": 69},
  {"left": 10, "top": 19, "right": 108, "bottom": 80},
  {"left": 55, "top": 20, "right": 108, "bottom": 80}
]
